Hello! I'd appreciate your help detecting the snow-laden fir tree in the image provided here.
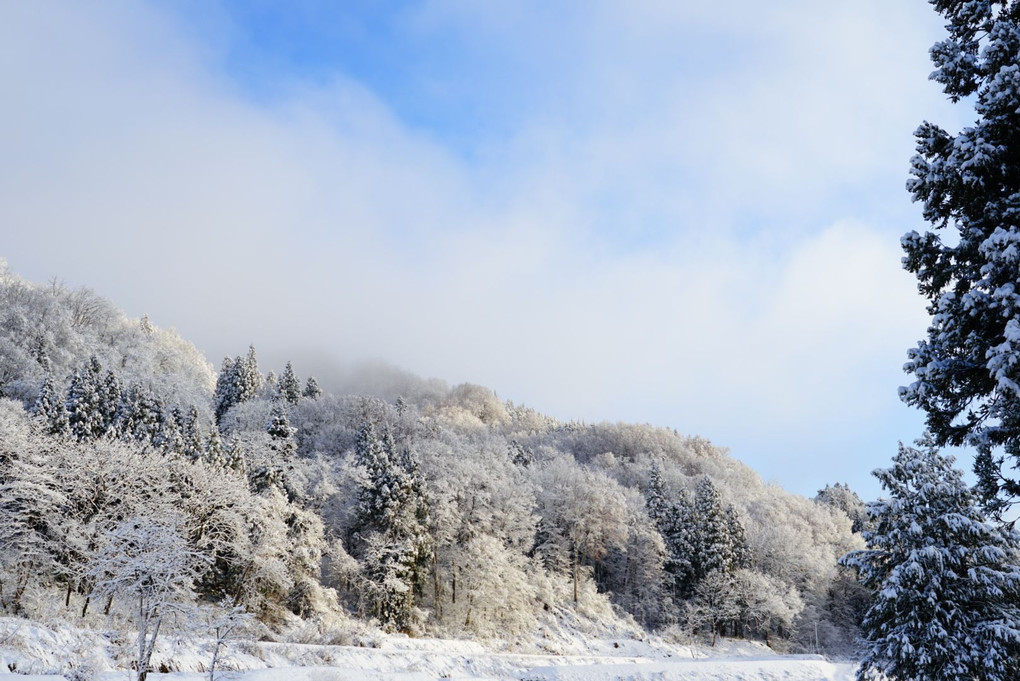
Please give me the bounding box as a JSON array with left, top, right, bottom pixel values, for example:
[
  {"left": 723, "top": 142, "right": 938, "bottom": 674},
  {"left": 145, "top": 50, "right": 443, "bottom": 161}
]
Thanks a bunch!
[
  {"left": 213, "top": 357, "right": 236, "bottom": 424},
  {"left": 204, "top": 424, "right": 226, "bottom": 467},
  {"left": 32, "top": 374, "right": 68, "bottom": 436},
  {"left": 302, "top": 375, "right": 322, "bottom": 400},
  {"left": 66, "top": 357, "right": 105, "bottom": 440},
  {"left": 153, "top": 405, "right": 184, "bottom": 453},
  {"left": 901, "top": 0, "right": 1020, "bottom": 511},
  {"left": 816, "top": 482, "right": 868, "bottom": 533},
  {"left": 278, "top": 361, "right": 301, "bottom": 404},
  {"left": 691, "top": 476, "right": 748, "bottom": 581},
  {"left": 646, "top": 465, "right": 698, "bottom": 600},
  {"left": 180, "top": 406, "right": 203, "bottom": 461},
  {"left": 99, "top": 369, "right": 121, "bottom": 436},
  {"left": 213, "top": 347, "right": 263, "bottom": 424},
  {"left": 841, "top": 439, "right": 1020, "bottom": 681},
  {"left": 352, "top": 422, "right": 432, "bottom": 632}
]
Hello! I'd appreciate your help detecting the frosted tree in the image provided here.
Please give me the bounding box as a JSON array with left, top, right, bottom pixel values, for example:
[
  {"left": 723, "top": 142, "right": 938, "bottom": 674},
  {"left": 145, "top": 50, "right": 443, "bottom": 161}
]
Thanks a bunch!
[
  {"left": 213, "top": 347, "right": 263, "bottom": 424},
  {"left": 535, "top": 456, "right": 629, "bottom": 604},
  {"left": 278, "top": 362, "right": 301, "bottom": 404},
  {"left": 65, "top": 357, "right": 104, "bottom": 440},
  {"left": 816, "top": 483, "right": 868, "bottom": 533},
  {"left": 117, "top": 384, "right": 165, "bottom": 446},
  {"left": 351, "top": 422, "right": 432, "bottom": 631},
  {"left": 900, "top": 0, "right": 1020, "bottom": 511},
  {"left": 180, "top": 406, "right": 203, "bottom": 461},
  {"left": 691, "top": 476, "right": 748, "bottom": 581},
  {"left": 266, "top": 403, "right": 295, "bottom": 442},
  {"left": 32, "top": 374, "right": 69, "bottom": 436},
  {"left": 153, "top": 404, "right": 184, "bottom": 453},
  {"left": 235, "top": 345, "right": 264, "bottom": 405},
  {"left": 205, "top": 424, "right": 226, "bottom": 467},
  {"left": 88, "top": 515, "right": 206, "bottom": 681},
  {"left": 646, "top": 465, "right": 698, "bottom": 600},
  {"left": 303, "top": 376, "right": 322, "bottom": 400},
  {"left": 99, "top": 369, "right": 122, "bottom": 436},
  {"left": 213, "top": 357, "right": 236, "bottom": 424},
  {"left": 0, "top": 434, "right": 66, "bottom": 612},
  {"left": 263, "top": 370, "right": 278, "bottom": 401},
  {"left": 841, "top": 440, "right": 1020, "bottom": 681},
  {"left": 200, "top": 600, "right": 252, "bottom": 681}
]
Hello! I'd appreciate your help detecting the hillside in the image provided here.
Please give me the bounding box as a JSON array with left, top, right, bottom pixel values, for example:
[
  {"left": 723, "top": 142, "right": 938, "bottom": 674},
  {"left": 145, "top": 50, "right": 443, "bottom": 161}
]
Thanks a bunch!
[{"left": 0, "top": 263, "right": 867, "bottom": 675}]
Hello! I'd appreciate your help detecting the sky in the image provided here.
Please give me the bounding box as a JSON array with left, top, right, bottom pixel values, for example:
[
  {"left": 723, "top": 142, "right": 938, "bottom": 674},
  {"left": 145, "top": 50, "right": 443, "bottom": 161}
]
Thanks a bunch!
[{"left": 0, "top": 1, "right": 973, "bottom": 499}]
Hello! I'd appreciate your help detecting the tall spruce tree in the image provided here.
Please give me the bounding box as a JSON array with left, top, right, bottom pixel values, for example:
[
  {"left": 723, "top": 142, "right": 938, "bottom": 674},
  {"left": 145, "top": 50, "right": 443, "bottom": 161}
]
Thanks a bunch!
[
  {"left": 302, "top": 376, "right": 322, "bottom": 400},
  {"left": 33, "top": 375, "right": 68, "bottom": 436},
  {"left": 278, "top": 362, "right": 301, "bottom": 405},
  {"left": 841, "top": 439, "right": 1020, "bottom": 681},
  {"left": 902, "top": 0, "right": 1020, "bottom": 510},
  {"left": 66, "top": 357, "right": 104, "bottom": 441},
  {"left": 691, "top": 477, "right": 747, "bottom": 581},
  {"left": 352, "top": 422, "right": 431, "bottom": 632},
  {"left": 213, "top": 357, "right": 236, "bottom": 424},
  {"left": 646, "top": 465, "right": 697, "bottom": 600}
]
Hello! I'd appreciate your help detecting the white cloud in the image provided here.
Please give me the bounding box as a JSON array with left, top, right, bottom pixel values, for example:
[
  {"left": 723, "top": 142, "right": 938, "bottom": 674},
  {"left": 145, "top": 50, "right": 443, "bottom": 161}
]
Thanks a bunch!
[{"left": 0, "top": 0, "right": 957, "bottom": 496}]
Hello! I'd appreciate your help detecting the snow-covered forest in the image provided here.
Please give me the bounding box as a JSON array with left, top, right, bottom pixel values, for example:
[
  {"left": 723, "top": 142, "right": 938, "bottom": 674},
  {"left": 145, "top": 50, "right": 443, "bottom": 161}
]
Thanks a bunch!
[{"left": 0, "top": 262, "right": 871, "bottom": 675}]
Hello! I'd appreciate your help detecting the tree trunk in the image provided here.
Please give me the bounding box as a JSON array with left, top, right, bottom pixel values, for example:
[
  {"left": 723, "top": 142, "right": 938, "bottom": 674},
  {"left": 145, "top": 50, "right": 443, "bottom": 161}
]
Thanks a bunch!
[{"left": 572, "top": 547, "right": 580, "bottom": 604}]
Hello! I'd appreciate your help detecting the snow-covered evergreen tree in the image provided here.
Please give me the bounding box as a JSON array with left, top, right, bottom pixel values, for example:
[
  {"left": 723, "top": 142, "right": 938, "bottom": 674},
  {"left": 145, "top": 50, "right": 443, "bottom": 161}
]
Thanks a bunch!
[
  {"left": 816, "top": 482, "right": 868, "bottom": 533},
  {"left": 65, "top": 357, "right": 105, "bottom": 440},
  {"left": 841, "top": 440, "right": 1020, "bottom": 681},
  {"left": 352, "top": 422, "right": 432, "bottom": 631},
  {"left": 692, "top": 476, "right": 748, "bottom": 581},
  {"left": 303, "top": 375, "right": 322, "bottom": 400},
  {"left": 646, "top": 465, "right": 697, "bottom": 600},
  {"left": 180, "top": 405, "right": 203, "bottom": 460},
  {"left": 32, "top": 374, "right": 68, "bottom": 436},
  {"left": 98, "top": 369, "right": 122, "bottom": 436},
  {"left": 901, "top": 0, "right": 1020, "bottom": 511},
  {"left": 205, "top": 424, "right": 226, "bottom": 467},
  {"left": 213, "top": 347, "right": 263, "bottom": 424},
  {"left": 278, "top": 361, "right": 301, "bottom": 405},
  {"left": 213, "top": 357, "right": 236, "bottom": 424}
]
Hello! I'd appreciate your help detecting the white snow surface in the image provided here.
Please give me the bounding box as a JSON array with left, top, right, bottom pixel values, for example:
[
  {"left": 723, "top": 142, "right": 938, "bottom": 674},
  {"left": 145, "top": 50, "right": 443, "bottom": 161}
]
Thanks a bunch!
[{"left": 0, "top": 617, "right": 858, "bottom": 680}]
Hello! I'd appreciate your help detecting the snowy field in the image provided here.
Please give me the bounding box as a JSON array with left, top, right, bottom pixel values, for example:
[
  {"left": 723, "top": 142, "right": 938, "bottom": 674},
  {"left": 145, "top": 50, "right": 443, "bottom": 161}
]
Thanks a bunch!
[{"left": 0, "top": 617, "right": 857, "bottom": 681}]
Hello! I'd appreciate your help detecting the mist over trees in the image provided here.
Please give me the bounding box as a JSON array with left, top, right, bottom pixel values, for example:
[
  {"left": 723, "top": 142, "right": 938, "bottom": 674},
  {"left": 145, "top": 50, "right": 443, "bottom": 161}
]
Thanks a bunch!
[{"left": 0, "top": 262, "right": 868, "bottom": 660}]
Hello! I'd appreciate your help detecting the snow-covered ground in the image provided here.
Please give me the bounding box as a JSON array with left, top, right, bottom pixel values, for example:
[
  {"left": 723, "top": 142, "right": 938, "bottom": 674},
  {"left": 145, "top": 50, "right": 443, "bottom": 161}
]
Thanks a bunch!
[{"left": 0, "top": 617, "right": 858, "bottom": 681}]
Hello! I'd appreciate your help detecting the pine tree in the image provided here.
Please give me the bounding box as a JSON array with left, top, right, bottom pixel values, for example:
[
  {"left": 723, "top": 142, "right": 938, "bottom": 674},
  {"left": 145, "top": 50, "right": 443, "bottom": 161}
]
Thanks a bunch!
[
  {"left": 66, "top": 357, "right": 104, "bottom": 441},
  {"left": 901, "top": 0, "right": 1020, "bottom": 510},
  {"left": 213, "top": 357, "right": 236, "bottom": 424},
  {"left": 153, "top": 405, "right": 184, "bottom": 453},
  {"left": 816, "top": 482, "right": 868, "bottom": 533},
  {"left": 278, "top": 362, "right": 301, "bottom": 404},
  {"left": 352, "top": 422, "right": 432, "bottom": 631},
  {"left": 646, "top": 465, "right": 698, "bottom": 600},
  {"left": 225, "top": 433, "right": 245, "bottom": 476},
  {"left": 841, "top": 439, "right": 1020, "bottom": 681},
  {"left": 32, "top": 375, "right": 68, "bottom": 436},
  {"left": 213, "top": 347, "right": 264, "bottom": 424},
  {"left": 180, "top": 406, "right": 203, "bottom": 461},
  {"left": 302, "top": 376, "right": 322, "bottom": 400},
  {"left": 235, "top": 345, "right": 263, "bottom": 404},
  {"left": 205, "top": 424, "right": 226, "bottom": 467},
  {"left": 99, "top": 369, "right": 122, "bottom": 437},
  {"left": 31, "top": 334, "right": 50, "bottom": 372},
  {"left": 691, "top": 477, "right": 747, "bottom": 581}
]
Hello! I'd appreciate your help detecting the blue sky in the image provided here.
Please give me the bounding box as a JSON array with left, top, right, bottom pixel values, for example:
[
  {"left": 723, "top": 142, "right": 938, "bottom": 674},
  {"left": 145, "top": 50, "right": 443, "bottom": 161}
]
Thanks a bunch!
[{"left": 0, "top": 1, "right": 972, "bottom": 499}]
